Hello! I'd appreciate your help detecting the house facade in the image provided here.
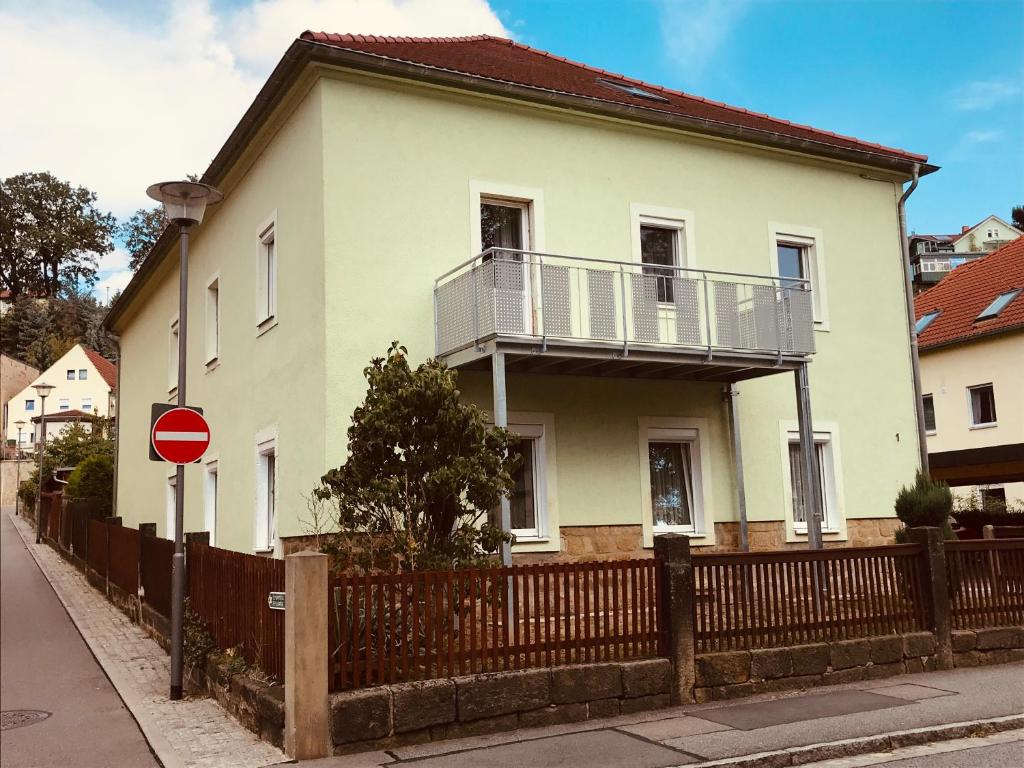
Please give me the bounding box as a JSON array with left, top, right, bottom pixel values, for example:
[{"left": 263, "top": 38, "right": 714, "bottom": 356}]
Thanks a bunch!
[
  {"left": 915, "top": 237, "right": 1024, "bottom": 508},
  {"left": 2, "top": 353, "right": 40, "bottom": 444},
  {"left": 909, "top": 215, "right": 1022, "bottom": 293},
  {"left": 4, "top": 344, "right": 117, "bottom": 450},
  {"left": 105, "top": 33, "right": 929, "bottom": 557}
]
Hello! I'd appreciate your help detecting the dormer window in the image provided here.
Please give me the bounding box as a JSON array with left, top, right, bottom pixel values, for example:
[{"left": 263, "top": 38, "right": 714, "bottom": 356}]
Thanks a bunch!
[
  {"left": 976, "top": 289, "right": 1020, "bottom": 321},
  {"left": 915, "top": 310, "right": 941, "bottom": 334},
  {"left": 597, "top": 78, "right": 670, "bottom": 103}
]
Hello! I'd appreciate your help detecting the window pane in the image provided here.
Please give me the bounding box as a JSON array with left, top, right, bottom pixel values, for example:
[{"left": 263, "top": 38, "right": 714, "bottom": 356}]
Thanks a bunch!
[
  {"left": 67, "top": 369, "right": 75, "bottom": 380},
  {"left": 971, "top": 386, "right": 996, "bottom": 424},
  {"left": 641, "top": 226, "right": 677, "bottom": 302},
  {"left": 979, "top": 487, "right": 1006, "bottom": 510},
  {"left": 266, "top": 454, "right": 276, "bottom": 544},
  {"left": 25, "top": 400, "right": 34, "bottom": 411},
  {"left": 509, "top": 439, "right": 537, "bottom": 531},
  {"left": 79, "top": 369, "right": 87, "bottom": 379},
  {"left": 789, "top": 441, "right": 830, "bottom": 527},
  {"left": 777, "top": 244, "right": 805, "bottom": 288},
  {"left": 481, "top": 203, "right": 524, "bottom": 252},
  {"left": 649, "top": 441, "right": 692, "bottom": 527},
  {"left": 923, "top": 395, "right": 936, "bottom": 432}
]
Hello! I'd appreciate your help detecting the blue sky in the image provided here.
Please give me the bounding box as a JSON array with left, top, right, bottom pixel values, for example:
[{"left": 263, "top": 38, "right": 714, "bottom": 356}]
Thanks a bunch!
[{"left": 2, "top": 0, "right": 1021, "bottom": 298}]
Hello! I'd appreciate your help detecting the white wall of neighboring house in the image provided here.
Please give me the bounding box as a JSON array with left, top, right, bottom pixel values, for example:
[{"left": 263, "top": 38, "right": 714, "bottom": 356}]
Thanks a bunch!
[
  {"left": 4, "top": 345, "right": 115, "bottom": 449},
  {"left": 952, "top": 216, "right": 1023, "bottom": 253}
]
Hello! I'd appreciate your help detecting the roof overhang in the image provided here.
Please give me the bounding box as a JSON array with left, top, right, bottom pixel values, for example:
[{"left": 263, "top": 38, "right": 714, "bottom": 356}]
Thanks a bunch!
[
  {"left": 104, "top": 37, "right": 938, "bottom": 332},
  {"left": 930, "top": 443, "right": 1024, "bottom": 486}
]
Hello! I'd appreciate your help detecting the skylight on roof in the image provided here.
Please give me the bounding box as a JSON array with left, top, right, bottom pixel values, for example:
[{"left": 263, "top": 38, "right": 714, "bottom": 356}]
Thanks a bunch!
[
  {"left": 915, "top": 310, "right": 941, "bottom": 334},
  {"left": 976, "top": 289, "right": 1021, "bottom": 321},
  {"left": 597, "top": 78, "right": 669, "bottom": 103}
]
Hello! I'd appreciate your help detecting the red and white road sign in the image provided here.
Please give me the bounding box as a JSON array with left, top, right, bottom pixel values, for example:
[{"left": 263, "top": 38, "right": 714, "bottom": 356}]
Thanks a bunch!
[{"left": 151, "top": 407, "right": 211, "bottom": 464}]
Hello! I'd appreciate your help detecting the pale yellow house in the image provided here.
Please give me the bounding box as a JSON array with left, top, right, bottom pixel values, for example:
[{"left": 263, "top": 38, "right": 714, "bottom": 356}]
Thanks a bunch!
[
  {"left": 105, "top": 33, "right": 932, "bottom": 557},
  {"left": 4, "top": 344, "right": 117, "bottom": 450},
  {"left": 915, "top": 238, "right": 1024, "bottom": 507}
]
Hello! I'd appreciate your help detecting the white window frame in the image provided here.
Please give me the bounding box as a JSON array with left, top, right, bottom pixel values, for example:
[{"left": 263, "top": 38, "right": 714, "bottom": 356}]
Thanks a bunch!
[
  {"left": 768, "top": 223, "right": 829, "bottom": 330},
  {"left": 66, "top": 369, "right": 75, "bottom": 380},
  {"left": 205, "top": 273, "right": 220, "bottom": 369},
  {"left": 25, "top": 399, "right": 35, "bottom": 412},
  {"left": 506, "top": 422, "right": 547, "bottom": 541},
  {"left": 166, "top": 473, "right": 177, "bottom": 539},
  {"left": 638, "top": 417, "right": 713, "bottom": 548},
  {"left": 779, "top": 420, "right": 847, "bottom": 541},
  {"left": 469, "top": 181, "right": 545, "bottom": 256},
  {"left": 922, "top": 393, "right": 936, "bottom": 435},
  {"left": 630, "top": 204, "right": 697, "bottom": 274},
  {"left": 967, "top": 383, "right": 997, "bottom": 428},
  {"left": 204, "top": 457, "right": 219, "bottom": 547},
  {"left": 256, "top": 213, "right": 278, "bottom": 335},
  {"left": 254, "top": 431, "right": 278, "bottom": 552},
  {"left": 168, "top": 316, "right": 179, "bottom": 397},
  {"left": 58, "top": 398, "right": 70, "bottom": 411},
  {"left": 81, "top": 397, "right": 92, "bottom": 412}
]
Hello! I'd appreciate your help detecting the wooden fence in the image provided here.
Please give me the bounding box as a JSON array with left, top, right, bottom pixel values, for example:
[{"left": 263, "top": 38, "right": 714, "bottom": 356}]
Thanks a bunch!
[
  {"left": 946, "top": 539, "right": 1024, "bottom": 630},
  {"left": 186, "top": 542, "right": 285, "bottom": 681},
  {"left": 141, "top": 535, "right": 174, "bottom": 618},
  {"left": 330, "top": 558, "right": 663, "bottom": 691},
  {"left": 87, "top": 518, "right": 108, "bottom": 578},
  {"left": 108, "top": 524, "right": 141, "bottom": 595},
  {"left": 692, "top": 544, "right": 928, "bottom": 653}
]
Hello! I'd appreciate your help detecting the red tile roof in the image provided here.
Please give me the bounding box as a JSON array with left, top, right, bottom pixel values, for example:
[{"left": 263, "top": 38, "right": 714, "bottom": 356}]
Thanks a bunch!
[
  {"left": 81, "top": 346, "right": 117, "bottom": 389},
  {"left": 301, "top": 32, "right": 928, "bottom": 164},
  {"left": 914, "top": 237, "right": 1024, "bottom": 351},
  {"left": 31, "top": 409, "right": 97, "bottom": 423}
]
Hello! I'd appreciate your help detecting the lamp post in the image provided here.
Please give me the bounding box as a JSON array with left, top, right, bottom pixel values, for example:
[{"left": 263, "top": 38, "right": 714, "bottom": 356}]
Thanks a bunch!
[
  {"left": 14, "top": 419, "right": 27, "bottom": 517},
  {"left": 33, "top": 383, "right": 54, "bottom": 544},
  {"left": 146, "top": 180, "right": 223, "bottom": 701}
]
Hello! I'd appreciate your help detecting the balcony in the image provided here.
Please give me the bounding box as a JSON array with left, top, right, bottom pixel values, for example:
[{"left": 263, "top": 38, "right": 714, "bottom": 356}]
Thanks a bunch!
[{"left": 434, "top": 249, "right": 815, "bottom": 382}]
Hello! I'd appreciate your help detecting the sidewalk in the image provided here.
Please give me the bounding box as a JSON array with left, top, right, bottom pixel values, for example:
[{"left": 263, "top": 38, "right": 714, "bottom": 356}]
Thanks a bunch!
[{"left": 7, "top": 512, "right": 287, "bottom": 768}]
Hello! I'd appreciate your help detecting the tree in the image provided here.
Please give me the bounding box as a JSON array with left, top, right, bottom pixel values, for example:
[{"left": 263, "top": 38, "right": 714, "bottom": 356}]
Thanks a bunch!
[
  {"left": 1012, "top": 205, "right": 1024, "bottom": 232},
  {"left": 120, "top": 207, "right": 165, "bottom": 271},
  {"left": 65, "top": 454, "right": 115, "bottom": 516},
  {"left": 0, "top": 172, "right": 116, "bottom": 297},
  {"left": 315, "top": 342, "right": 518, "bottom": 573},
  {"left": 0, "top": 291, "right": 116, "bottom": 369}
]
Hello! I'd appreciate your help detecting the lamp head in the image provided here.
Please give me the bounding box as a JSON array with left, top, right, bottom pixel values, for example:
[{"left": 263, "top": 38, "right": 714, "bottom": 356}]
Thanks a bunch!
[
  {"left": 15, "top": 420, "right": 27, "bottom": 429},
  {"left": 146, "top": 180, "right": 223, "bottom": 226},
  {"left": 33, "top": 382, "right": 55, "bottom": 399}
]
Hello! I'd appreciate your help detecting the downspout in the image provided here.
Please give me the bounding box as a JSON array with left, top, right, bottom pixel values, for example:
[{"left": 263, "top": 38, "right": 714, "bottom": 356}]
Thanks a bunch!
[{"left": 897, "top": 164, "right": 929, "bottom": 475}]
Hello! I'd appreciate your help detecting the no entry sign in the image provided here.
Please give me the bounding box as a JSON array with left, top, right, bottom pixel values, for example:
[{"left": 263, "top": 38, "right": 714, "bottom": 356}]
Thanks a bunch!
[{"left": 151, "top": 407, "right": 211, "bottom": 464}]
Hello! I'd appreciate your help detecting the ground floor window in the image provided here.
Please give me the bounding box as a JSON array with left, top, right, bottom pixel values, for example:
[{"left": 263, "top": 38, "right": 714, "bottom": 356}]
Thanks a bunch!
[
  {"left": 645, "top": 427, "right": 702, "bottom": 533},
  {"left": 503, "top": 422, "right": 546, "bottom": 540},
  {"left": 166, "top": 474, "right": 177, "bottom": 538},
  {"left": 204, "top": 459, "right": 218, "bottom": 547},
  {"left": 786, "top": 432, "right": 837, "bottom": 532},
  {"left": 255, "top": 437, "right": 277, "bottom": 551}
]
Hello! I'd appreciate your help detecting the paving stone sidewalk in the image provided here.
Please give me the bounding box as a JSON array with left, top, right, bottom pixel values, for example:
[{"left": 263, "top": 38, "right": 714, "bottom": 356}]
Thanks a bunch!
[{"left": 9, "top": 513, "right": 288, "bottom": 768}]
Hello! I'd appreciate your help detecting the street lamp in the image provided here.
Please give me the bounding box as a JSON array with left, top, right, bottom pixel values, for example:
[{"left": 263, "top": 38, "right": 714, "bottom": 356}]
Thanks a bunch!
[
  {"left": 14, "top": 419, "right": 27, "bottom": 517},
  {"left": 32, "top": 383, "right": 55, "bottom": 544},
  {"left": 146, "top": 179, "right": 223, "bottom": 701}
]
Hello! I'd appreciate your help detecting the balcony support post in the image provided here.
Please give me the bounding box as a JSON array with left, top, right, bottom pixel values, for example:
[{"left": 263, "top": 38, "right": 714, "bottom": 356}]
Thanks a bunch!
[
  {"left": 492, "top": 351, "right": 513, "bottom": 567},
  {"left": 795, "top": 362, "right": 824, "bottom": 550},
  {"left": 724, "top": 384, "right": 749, "bottom": 552}
]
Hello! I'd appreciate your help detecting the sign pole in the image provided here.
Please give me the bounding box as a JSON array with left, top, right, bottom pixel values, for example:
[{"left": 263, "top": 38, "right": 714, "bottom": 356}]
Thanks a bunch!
[{"left": 169, "top": 224, "right": 191, "bottom": 701}]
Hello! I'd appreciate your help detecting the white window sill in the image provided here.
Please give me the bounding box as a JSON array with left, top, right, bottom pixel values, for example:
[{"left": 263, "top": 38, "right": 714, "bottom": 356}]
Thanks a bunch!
[
  {"left": 925, "top": 430, "right": 937, "bottom": 437},
  {"left": 969, "top": 423, "right": 997, "bottom": 430},
  {"left": 256, "top": 316, "right": 278, "bottom": 337},
  {"left": 794, "top": 527, "right": 842, "bottom": 536},
  {"left": 512, "top": 534, "right": 548, "bottom": 544},
  {"left": 205, "top": 357, "right": 220, "bottom": 373},
  {"left": 654, "top": 526, "right": 698, "bottom": 536},
  {"left": 252, "top": 546, "right": 274, "bottom": 555}
]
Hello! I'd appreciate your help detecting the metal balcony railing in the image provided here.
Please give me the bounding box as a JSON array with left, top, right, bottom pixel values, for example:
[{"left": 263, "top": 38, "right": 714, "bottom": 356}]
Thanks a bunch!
[{"left": 434, "top": 249, "right": 815, "bottom": 360}]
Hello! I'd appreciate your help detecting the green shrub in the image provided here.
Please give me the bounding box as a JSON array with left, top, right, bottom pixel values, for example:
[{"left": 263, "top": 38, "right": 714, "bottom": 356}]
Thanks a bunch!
[
  {"left": 894, "top": 471, "right": 953, "bottom": 528},
  {"left": 65, "top": 454, "right": 114, "bottom": 516},
  {"left": 18, "top": 476, "right": 38, "bottom": 511}
]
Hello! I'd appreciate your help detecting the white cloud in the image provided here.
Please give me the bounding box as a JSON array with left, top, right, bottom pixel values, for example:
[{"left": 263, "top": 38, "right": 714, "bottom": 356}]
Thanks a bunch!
[
  {"left": 94, "top": 268, "right": 134, "bottom": 304},
  {"left": 96, "top": 247, "right": 132, "bottom": 275},
  {"left": 946, "top": 128, "right": 1005, "bottom": 163},
  {"left": 657, "top": 0, "right": 749, "bottom": 83},
  {"left": 950, "top": 79, "right": 1022, "bottom": 111},
  {"left": 0, "top": 0, "right": 508, "bottom": 221}
]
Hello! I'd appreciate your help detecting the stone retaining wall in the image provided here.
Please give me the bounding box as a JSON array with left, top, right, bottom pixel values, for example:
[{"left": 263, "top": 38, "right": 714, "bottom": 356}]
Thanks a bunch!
[
  {"left": 189, "top": 655, "right": 285, "bottom": 748},
  {"left": 951, "top": 626, "right": 1024, "bottom": 667},
  {"left": 329, "top": 658, "right": 670, "bottom": 754},
  {"left": 694, "top": 632, "right": 942, "bottom": 702}
]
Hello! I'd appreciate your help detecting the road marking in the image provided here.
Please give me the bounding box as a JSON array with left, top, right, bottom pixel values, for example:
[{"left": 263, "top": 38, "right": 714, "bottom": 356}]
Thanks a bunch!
[
  {"left": 154, "top": 431, "right": 208, "bottom": 441},
  {"left": 797, "top": 728, "right": 1024, "bottom": 766}
]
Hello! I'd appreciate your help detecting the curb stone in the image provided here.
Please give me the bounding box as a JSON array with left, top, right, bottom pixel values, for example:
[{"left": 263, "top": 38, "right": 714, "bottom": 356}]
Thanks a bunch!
[{"left": 672, "top": 714, "right": 1024, "bottom": 768}]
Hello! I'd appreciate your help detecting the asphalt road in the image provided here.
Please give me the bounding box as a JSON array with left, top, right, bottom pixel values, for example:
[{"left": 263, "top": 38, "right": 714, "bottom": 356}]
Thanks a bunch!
[{"left": 0, "top": 511, "right": 158, "bottom": 767}]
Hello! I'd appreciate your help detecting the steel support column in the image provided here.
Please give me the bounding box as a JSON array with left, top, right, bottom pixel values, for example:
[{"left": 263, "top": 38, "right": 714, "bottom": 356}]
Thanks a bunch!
[
  {"left": 724, "top": 384, "right": 749, "bottom": 551},
  {"left": 795, "top": 363, "right": 823, "bottom": 549},
  {"left": 492, "top": 351, "right": 512, "bottom": 567}
]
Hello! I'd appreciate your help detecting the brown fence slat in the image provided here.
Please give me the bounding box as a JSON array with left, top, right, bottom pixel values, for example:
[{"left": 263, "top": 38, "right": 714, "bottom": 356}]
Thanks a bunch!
[{"left": 946, "top": 539, "right": 1024, "bottom": 630}]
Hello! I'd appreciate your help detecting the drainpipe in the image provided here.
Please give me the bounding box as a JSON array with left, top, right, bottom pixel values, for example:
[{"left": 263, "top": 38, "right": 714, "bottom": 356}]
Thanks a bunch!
[{"left": 897, "top": 165, "right": 928, "bottom": 475}]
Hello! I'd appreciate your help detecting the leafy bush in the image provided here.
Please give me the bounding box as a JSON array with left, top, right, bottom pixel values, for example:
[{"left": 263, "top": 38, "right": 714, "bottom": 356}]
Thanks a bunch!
[
  {"left": 315, "top": 342, "right": 518, "bottom": 573},
  {"left": 951, "top": 491, "right": 1024, "bottom": 536},
  {"left": 18, "top": 476, "right": 38, "bottom": 511},
  {"left": 65, "top": 454, "right": 114, "bottom": 516},
  {"left": 894, "top": 471, "right": 954, "bottom": 536}
]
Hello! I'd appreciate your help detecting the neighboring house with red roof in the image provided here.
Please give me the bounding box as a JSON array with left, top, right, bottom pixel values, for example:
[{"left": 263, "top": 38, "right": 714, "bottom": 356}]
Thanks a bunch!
[
  {"left": 909, "top": 215, "right": 1022, "bottom": 293},
  {"left": 106, "top": 32, "right": 930, "bottom": 556},
  {"left": 4, "top": 344, "right": 117, "bottom": 451},
  {"left": 914, "top": 237, "right": 1024, "bottom": 507}
]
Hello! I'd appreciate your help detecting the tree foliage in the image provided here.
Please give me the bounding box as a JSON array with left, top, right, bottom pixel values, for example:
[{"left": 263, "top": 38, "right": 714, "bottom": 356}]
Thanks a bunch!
[
  {"left": 1012, "top": 205, "right": 1024, "bottom": 232},
  {"left": 19, "top": 419, "right": 115, "bottom": 512},
  {"left": 0, "top": 172, "right": 116, "bottom": 297},
  {"left": 120, "top": 206, "right": 166, "bottom": 271},
  {"left": 65, "top": 454, "right": 115, "bottom": 515},
  {"left": 0, "top": 292, "right": 117, "bottom": 369},
  {"left": 315, "top": 342, "right": 519, "bottom": 573}
]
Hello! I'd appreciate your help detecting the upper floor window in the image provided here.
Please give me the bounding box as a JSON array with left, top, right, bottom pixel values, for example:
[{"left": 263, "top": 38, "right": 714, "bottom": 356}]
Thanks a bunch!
[
  {"left": 82, "top": 397, "right": 92, "bottom": 412},
  {"left": 58, "top": 398, "right": 70, "bottom": 411},
  {"left": 987, "top": 228, "right": 997, "bottom": 238},
  {"left": 25, "top": 399, "right": 35, "bottom": 412},
  {"left": 915, "top": 310, "right": 941, "bottom": 334},
  {"left": 66, "top": 369, "right": 75, "bottom": 380},
  {"left": 641, "top": 225, "right": 679, "bottom": 303},
  {"left": 770, "top": 226, "right": 827, "bottom": 327},
  {"left": 206, "top": 276, "right": 220, "bottom": 365},
  {"left": 480, "top": 199, "right": 529, "bottom": 254},
  {"left": 258, "top": 223, "right": 277, "bottom": 327},
  {"left": 976, "top": 289, "right": 1021, "bottom": 321},
  {"left": 79, "top": 369, "right": 87, "bottom": 380},
  {"left": 923, "top": 394, "right": 936, "bottom": 434},
  {"left": 777, "top": 242, "right": 808, "bottom": 289},
  {"left": 968, "top": 384, "right": 997, "bottom": 427}
]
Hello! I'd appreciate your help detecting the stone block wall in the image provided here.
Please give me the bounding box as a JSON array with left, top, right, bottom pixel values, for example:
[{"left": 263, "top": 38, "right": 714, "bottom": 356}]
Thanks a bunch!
[
  {"left": 693, "top": 632, "right": 941, "bottom": 702},
  {"left": 328, "top": 658, "right": 670, "bottom": 754},
  {"left": 951, "top": 626, "right": 1024, "bottom": 668},
  {"left": 189, "top": 655, "right": 285, "bottom": 748}
]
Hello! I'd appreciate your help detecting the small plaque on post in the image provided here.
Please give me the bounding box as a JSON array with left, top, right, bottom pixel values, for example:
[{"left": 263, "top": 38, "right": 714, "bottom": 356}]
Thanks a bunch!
[{"left": 268, "top": 592, "right": 285, "bottom": 611}]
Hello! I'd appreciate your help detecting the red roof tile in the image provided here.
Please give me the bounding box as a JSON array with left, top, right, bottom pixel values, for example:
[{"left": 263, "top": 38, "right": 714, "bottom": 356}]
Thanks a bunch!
[
  {"left": 81, "top": 346, "right": 117, "bottom": 389},
  {"left": 300, "top": 32, "right": 927, "bottom": 164},
  {"left": 914, "top": 237, "right": 1024, "bottom": 350}
]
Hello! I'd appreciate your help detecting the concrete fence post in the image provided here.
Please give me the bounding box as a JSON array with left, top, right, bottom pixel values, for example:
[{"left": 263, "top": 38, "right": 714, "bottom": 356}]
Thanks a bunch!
[
  {"left": 284, "top": 551, "right": 330, "bottom": 760},
  {"left": 908, "top": 526, "right": 953, "bottom": 669},
  {"left": 653, "top": 533, "right": 696, "bottom": 704},
  {"left": 139, "top": 523, "right": 156, "bottom": 538},
  {"left": 185, "top": 531, "right": 210, "bottom": 546}
]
